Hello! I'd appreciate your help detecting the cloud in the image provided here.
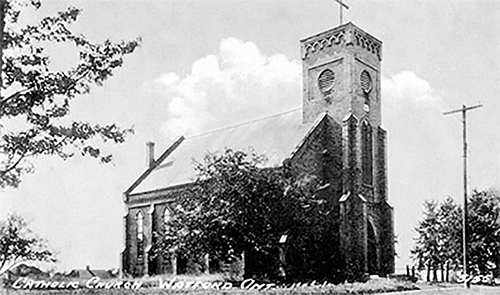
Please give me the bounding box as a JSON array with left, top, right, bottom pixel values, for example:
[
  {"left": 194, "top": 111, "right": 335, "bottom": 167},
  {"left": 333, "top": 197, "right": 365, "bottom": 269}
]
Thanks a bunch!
[
  {"left": 381, "top": 71, "right": 449, "bottom": 155},
  {"left": 381, "top": 71, "right": 458, "bottom": 192},
  {"left": 382, "top": 71, "right": 441, "bottom": 108},
  {"left": 155, "top": 38, "right": 301, "bottom": 139}
]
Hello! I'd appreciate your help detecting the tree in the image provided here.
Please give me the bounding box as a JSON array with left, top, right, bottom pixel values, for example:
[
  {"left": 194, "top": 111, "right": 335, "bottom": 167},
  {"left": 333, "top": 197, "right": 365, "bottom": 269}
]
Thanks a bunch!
[
  {"left": 467, "top": 189, "right": 500, "bottom": 275},
  {"left": 0, "top": 0, "right": 140, "bottom": 188},
  {"left": 152, "top": 148, "right": 328, "bottom": 281},
  {"left": 0, "top": 213, "right": 55, "bottom": 274},
  {"left": 412, "top": 189, "right": 500, "bottom": 279},
  {"left": 411, "top": 200, "right": 442, "bottom": 281},
  {"left": 437, "top": 197, "right": 462, "bottom": 270}
]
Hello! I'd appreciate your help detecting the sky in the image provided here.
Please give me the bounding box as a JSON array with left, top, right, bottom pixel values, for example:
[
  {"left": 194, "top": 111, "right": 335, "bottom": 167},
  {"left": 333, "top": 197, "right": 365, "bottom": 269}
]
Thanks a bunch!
[{"left": 0, "top": 0, "right": 499, "bottom": 273}]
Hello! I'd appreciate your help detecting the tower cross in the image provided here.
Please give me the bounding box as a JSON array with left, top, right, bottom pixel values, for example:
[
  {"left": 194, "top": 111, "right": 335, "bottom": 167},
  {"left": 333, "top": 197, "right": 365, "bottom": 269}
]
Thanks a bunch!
[{"left": 334, "top": 0, "right": 349, "bottom": 25}]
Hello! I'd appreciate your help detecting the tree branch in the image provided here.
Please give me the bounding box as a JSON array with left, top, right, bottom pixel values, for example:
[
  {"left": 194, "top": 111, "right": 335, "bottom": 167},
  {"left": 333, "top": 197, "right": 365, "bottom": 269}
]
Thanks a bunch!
[
  {"left": 0, "top": 88, "right": 32, "bottom": 105},
  {"left": 0, "top": 131, "right": 73, "bottom": 176},
  {"left": 0, "top": 64, "right": 90, "bottom": 107},
  {"left": 0, "top": 258, "right": 28, "bottom": 276},
  {"left": 0, "top": 150, "right": 28, "bottom": 176},
  {"left": 0, "top": 257, "right": 7, "bottom": 273}
]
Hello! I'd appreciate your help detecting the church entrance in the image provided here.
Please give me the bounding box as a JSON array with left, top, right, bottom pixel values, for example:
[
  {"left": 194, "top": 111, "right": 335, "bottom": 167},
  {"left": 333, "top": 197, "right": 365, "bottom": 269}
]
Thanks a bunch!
[{"left": 367, "top": 221, "right": 378, "bottom": 274}]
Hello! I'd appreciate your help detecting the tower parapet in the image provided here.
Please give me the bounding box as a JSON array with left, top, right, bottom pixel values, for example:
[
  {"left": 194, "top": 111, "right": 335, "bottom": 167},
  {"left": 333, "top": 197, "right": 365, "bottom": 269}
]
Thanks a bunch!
[{"left": 301, "top": 22, "right": 382, "bottom": 61}]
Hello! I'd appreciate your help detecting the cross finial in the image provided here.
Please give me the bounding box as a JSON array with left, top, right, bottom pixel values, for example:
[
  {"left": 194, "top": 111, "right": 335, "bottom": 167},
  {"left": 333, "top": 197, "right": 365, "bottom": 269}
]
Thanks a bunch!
[{"left": 334, "top": 0, "right": 349, "bottom": 25}]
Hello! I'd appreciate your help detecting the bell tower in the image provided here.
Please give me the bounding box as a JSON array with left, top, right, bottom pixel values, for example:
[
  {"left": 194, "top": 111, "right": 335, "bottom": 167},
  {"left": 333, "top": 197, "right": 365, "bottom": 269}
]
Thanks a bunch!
[
  {"left": 301, "top": 22, "right": 382, "bottom": 127},
  {"left": 301, "top": 22, "right": 394, "bottom": 276}
]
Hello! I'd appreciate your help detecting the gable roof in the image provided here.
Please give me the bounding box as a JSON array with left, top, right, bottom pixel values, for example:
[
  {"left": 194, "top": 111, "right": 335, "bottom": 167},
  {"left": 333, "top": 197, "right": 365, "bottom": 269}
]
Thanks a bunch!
[
  {"left": 128, "top": 108, "right": 323, "bottom": 196},
  {"left": 67, "top": 268, "right": 116, "bottom": 279}
]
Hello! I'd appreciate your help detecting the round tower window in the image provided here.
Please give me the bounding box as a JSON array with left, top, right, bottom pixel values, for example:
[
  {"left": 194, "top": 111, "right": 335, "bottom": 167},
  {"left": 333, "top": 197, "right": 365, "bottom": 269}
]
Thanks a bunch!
[
  {"left": 318, "top": 69, "right": 335, "bottom": 95},
  {"left": 360, "top": 70, "right": 372, "bottom": 93}
]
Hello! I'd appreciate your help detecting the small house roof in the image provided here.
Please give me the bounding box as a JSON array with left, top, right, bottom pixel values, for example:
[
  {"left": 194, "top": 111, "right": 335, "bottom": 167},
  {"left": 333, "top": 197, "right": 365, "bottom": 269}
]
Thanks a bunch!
[{"left": 129, "top": 108, "right": 316, "bottom": 195}]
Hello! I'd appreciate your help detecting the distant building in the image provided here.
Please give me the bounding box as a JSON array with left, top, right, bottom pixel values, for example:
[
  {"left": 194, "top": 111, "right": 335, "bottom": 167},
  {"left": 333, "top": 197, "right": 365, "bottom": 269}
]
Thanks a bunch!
[
  {"left": 6, "top": 264, "right": 48, "bottom": 279},
  {"left": 67, "top": 265, "right": 116, "bottom": 279},
  {"left": 122, "top": 22, "right": 394, "bottom": 278}
]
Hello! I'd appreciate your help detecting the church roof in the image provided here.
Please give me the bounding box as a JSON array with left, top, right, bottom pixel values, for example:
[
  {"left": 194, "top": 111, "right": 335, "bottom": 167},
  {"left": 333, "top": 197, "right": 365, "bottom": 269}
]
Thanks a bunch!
[{"left": 129, "top": 108, "right": 316, "bottom": 195}]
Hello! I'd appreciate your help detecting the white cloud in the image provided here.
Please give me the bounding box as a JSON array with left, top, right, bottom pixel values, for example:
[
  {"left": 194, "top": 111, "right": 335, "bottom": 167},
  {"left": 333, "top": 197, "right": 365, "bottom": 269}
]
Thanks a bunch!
[
  {"left": 381, "top": 71, "right": 448, "bottom": 155},
  {"left": 382, "top": 71, "right": 441, "bottom": 107},
  {"left": 155, "top": 38, "right": 301, "bottom": 139}
]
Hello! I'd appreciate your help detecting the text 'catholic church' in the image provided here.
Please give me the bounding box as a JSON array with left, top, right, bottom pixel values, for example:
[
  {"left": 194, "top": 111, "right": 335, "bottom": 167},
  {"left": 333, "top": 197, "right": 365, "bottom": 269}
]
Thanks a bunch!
[{"left": 122, "top": 22, "right": 395, "bottom": 278}]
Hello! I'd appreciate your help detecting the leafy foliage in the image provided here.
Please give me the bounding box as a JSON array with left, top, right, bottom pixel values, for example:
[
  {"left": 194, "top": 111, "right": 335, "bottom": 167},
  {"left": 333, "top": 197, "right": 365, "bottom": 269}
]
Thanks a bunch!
[
  {"left": 152, "top": 148, "right": 333, "bottom": 281},
  {"left": 411, "top": 200, "right": 442, "bottom": 271},
  {"left": 0, "top": 0, "right": 140, "bottom": 187},
  {"left": 467, "top": 189, "right": 500, "bottom": 274},
  {"left": 0, "top": 213, "right": 55, "bottom": 274},
  {"left": 412, "top": 189, "right": 500, "bottom": 276},
  {"left": 437, "top": 197, "right": 462, "bottom": 268}
]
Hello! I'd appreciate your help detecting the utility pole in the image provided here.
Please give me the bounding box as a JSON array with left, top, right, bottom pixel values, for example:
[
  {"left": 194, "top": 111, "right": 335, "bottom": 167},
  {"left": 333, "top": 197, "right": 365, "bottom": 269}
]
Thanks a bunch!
[{"left": 443, "top": 103, "right": 482, "bottom": 288}]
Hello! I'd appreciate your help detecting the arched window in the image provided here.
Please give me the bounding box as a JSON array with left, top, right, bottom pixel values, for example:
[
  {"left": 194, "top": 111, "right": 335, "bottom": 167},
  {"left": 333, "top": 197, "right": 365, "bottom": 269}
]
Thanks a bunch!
[
  {"left": 136, "top": 211, "right": 145, "bottom": 263},
  {"left": 164, "top": 207, "right": 171, "bottom": 223},
  {"left": 361, "top": 70, "right": 372, "bottom": 112},
  {"left": 136, "top": 211, "right": 144, "bottom": 242},
  {"left": 362, "top": 121, "right": 373, "bottom": 185}
]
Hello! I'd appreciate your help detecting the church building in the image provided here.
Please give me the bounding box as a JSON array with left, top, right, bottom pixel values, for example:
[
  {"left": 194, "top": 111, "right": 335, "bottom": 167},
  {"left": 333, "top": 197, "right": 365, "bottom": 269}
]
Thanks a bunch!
[{"left": 122, "top": 22, "right": 395, "bottom": 278}]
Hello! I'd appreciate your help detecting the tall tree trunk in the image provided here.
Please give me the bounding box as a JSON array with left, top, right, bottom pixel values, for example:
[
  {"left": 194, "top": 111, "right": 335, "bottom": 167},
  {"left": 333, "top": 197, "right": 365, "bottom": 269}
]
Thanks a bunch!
[
  {"left": 426, "top": 263, "right": 430, "bottom": 281},
  {"left": 441, "top": 264, "right": 445, "bottom": 282}
]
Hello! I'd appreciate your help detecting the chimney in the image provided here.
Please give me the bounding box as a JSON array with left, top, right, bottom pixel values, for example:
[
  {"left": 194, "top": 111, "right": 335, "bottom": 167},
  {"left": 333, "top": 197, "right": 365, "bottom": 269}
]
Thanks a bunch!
[{"left": 146, "top": 141, "right": 155, "bottom": 168}]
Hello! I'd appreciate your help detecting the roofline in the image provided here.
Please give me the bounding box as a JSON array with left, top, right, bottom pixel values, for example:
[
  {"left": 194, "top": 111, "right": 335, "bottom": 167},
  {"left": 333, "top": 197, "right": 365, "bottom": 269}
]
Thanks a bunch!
[
  {"left": 125, "top": 109, "right": 307, "bottom": 198},
  {"left": 289, "top": 112, "right": 329, "bottom": 161},
  {"left": 300, "top": 22, "right": 352, "bottom": 43},
  {"left": 126, "top": 164, "right": 285, "bottom": 203},
  {"left": 300, "top": 22, "right": 382, "bottom": 45},
  {"left": 126, "top": 182, "right": 193, "bottom": 201},
  {"left": 124, "top": 136, "right": 185, "bottom": 198}
]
